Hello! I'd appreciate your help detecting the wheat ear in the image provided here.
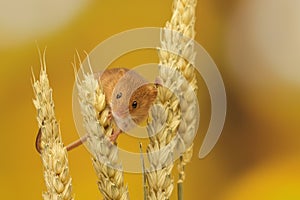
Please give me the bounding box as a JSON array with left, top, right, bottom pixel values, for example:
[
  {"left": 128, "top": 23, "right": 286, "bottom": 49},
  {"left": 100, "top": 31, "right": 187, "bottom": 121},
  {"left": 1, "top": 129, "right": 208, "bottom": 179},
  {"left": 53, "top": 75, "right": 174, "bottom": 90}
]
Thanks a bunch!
[
  {"left": 160, "top": 0, "right": 197, "bottom": 181},
  {"left": 32, "top": 53, "right": 73, "bottom": 200},
  {"left": 75, "top": 58, "right": 129, "bottom": 200},
  {"left": 160, "top": 0, "right": 198, "bottom": 184},
  {"left": 146, "top": 0, "right": 198, "bottom": 199},
  {"left": 146, "top": 15, "right": 190, "bottom": 200},
  {"left": 145, "top": 67, "right": 182, "bottom": 200}
]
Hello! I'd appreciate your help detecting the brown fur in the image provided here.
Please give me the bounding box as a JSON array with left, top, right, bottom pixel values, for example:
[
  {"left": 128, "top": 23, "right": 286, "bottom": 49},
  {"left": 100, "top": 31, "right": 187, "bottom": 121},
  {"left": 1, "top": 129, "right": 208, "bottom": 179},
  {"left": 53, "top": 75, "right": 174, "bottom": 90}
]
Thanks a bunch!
[{"left": 99, "top": 68, "right": 158, "bottom": 125}]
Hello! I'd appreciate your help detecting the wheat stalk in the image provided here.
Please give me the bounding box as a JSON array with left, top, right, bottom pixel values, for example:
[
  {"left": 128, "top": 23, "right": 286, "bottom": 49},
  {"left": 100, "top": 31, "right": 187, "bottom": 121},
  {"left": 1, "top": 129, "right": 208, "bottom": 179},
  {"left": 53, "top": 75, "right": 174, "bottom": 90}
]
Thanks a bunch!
[
  {"left": 75, "top": 57, "right": 129, "bottom": 200},
  {"left": 32, "top": 52, "right": 73, "bottom": 200},
  {"left": 146, "top": 0, "right": 198, "bottom": 199}
]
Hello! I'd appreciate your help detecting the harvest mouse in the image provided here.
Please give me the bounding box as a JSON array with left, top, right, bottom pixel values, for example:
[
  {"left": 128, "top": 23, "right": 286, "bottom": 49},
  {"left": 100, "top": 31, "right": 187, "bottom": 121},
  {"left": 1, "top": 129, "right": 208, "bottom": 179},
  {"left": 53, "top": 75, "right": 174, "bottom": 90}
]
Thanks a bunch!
[{"left": 35, "top": 68, "right": 158, "bottom": 153}]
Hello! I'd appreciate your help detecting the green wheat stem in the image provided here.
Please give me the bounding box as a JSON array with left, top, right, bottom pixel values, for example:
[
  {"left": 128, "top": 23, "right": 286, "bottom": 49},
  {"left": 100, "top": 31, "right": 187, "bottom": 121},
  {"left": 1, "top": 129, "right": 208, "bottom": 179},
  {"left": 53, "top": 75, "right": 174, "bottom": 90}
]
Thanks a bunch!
[
  {"left": 140, "top": 143, "right": 147, "bottom": 200},
  {"left": 178, "top": 182, "right": 183, "bottom": 200},
  {"left": 178, "top": 155, "right": 184, "bottom": 200}
]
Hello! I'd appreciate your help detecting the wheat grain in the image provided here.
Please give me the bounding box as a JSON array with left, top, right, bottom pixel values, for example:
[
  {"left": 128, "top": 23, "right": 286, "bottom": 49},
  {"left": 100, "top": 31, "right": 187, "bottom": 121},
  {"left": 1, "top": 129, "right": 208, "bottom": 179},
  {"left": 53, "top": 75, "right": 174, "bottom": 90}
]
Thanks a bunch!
[{"left": 32, "top": 52, "right": 74, "bottom": 200}]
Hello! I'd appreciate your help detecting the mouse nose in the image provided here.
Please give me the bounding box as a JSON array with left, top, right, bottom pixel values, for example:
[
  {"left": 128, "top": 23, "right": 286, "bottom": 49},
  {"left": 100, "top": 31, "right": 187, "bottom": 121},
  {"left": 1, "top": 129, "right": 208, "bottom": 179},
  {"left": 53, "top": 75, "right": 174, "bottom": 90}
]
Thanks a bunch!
[{"left": 112, "top": 109, "right": 129, "bottom": 119}]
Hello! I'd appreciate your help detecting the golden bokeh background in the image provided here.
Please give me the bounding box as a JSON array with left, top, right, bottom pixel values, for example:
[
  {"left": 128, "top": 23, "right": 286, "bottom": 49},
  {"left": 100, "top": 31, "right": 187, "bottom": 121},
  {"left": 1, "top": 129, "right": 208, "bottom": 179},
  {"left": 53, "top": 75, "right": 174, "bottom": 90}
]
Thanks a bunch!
[{"left": 1, "top": 0, "right": 300, "bottom": 199}]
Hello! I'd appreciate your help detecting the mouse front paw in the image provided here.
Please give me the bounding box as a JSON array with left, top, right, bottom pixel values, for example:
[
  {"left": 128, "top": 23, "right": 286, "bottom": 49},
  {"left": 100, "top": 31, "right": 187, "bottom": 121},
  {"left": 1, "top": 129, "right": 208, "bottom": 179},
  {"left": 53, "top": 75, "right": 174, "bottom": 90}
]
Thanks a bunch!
[
  {"left": 107, "top": 111, "right": 113, "bottom": 121},
  {"left": 110, "top": 129, "right": 122, "bottom": 142}
]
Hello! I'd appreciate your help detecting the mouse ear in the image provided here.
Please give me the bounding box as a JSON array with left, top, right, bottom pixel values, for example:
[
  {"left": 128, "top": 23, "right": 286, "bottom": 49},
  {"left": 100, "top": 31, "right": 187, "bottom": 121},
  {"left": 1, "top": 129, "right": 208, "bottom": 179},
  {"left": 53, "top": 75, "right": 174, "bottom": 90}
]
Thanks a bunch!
[
  {"left": 93, "top": 71, "right": 102, "bottom": 80},
  {"left": 154, "top": 76, "right": 163, "bottom": 88},
  {"left": 144, "top": 83, "right": 158, "bottom": 100},
  {"left": 117, "top": 68, "right": 127, "bottom": 77}
]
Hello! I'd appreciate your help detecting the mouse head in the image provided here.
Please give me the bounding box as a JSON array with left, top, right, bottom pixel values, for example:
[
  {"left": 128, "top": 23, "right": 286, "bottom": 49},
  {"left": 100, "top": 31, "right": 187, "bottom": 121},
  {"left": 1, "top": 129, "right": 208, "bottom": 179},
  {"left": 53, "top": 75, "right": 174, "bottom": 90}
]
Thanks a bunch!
[
  {"left": 128, "top": 83, "right": 158, "bottom": 124},
  {"left": 111, "top": 70, "right": 158, "bottom": 126}
]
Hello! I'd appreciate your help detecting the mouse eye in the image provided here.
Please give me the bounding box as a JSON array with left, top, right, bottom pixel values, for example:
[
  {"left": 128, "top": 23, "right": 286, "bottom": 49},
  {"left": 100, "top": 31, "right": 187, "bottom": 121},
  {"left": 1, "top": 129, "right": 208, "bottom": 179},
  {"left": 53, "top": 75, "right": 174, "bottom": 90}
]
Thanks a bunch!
[
  {"left": 132, "top": 101, "right": 137, "bottom": 108},
  {"left": 116, "top": 92, "right": 122, "bottom": 99}
]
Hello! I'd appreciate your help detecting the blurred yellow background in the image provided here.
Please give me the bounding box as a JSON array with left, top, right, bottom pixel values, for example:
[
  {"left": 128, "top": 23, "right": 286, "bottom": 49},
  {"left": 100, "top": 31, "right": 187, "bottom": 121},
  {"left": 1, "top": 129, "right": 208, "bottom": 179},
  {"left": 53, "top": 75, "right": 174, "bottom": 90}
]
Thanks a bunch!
[{"left": 1, "top": 0, "right": 300, "bottom": 199}]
